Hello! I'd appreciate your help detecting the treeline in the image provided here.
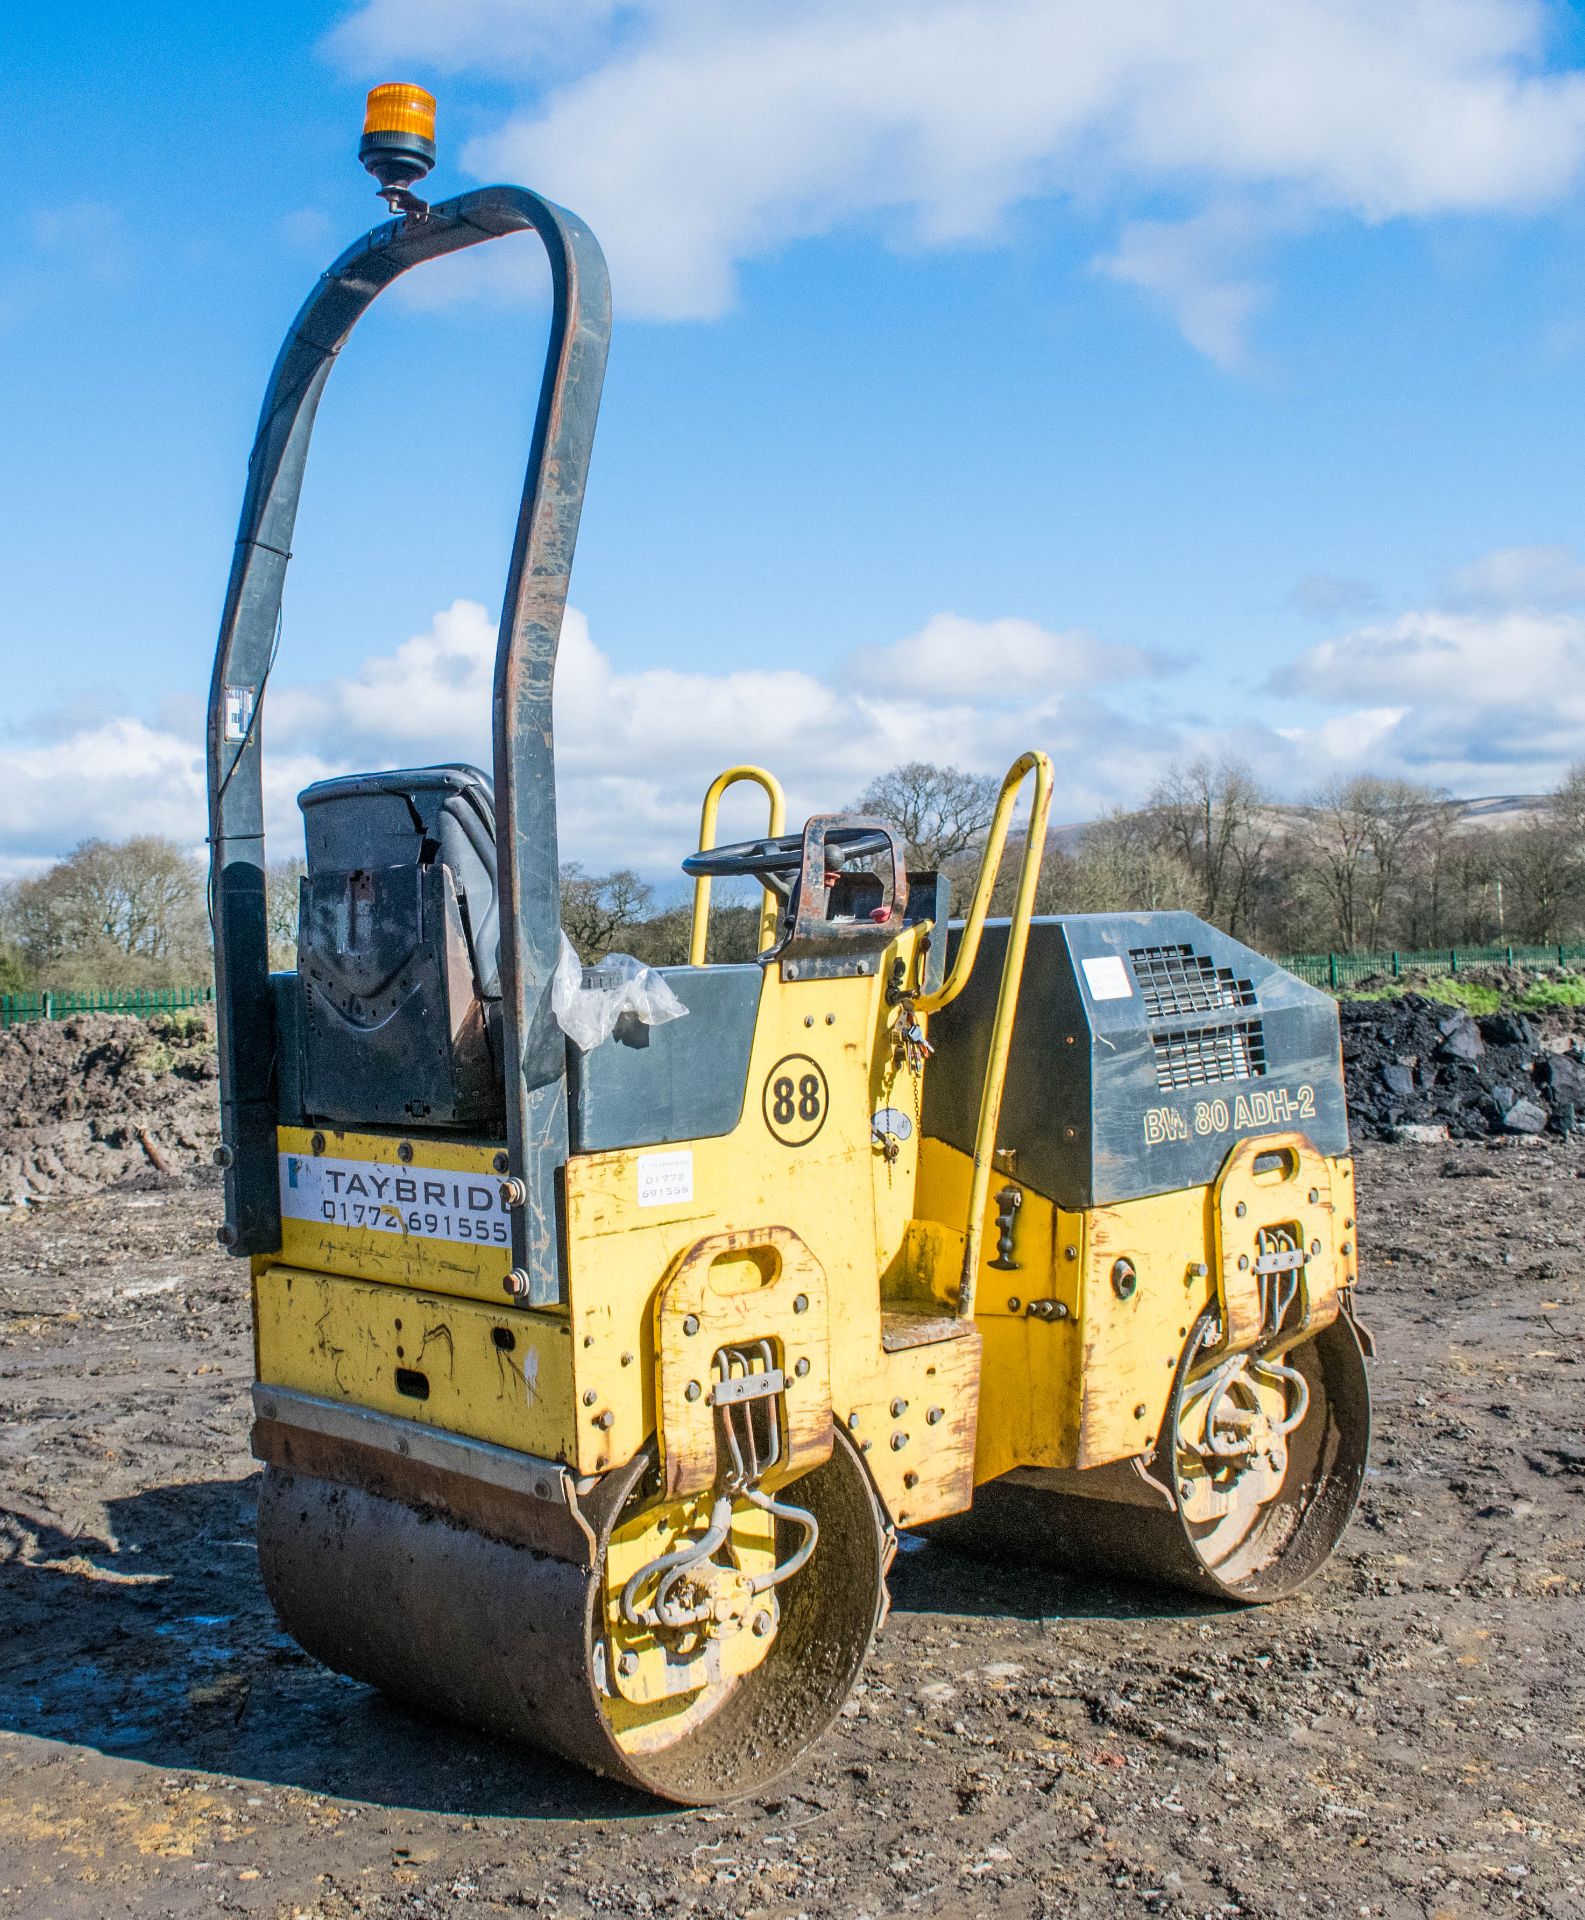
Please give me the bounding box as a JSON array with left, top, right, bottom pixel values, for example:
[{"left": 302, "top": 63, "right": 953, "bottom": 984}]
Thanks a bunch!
[
  {"left": 5, "top": 757, "right": 1585, "bottom": 990},
  {"left": 1038, "top": 758, "right": 1585, "bottom": 955}
]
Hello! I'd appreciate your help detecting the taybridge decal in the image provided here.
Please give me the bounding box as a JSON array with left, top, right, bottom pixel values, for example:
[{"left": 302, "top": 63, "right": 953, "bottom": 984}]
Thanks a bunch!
[{"left": 278, "top": 1152, "right": 510, "bottom": 1245}]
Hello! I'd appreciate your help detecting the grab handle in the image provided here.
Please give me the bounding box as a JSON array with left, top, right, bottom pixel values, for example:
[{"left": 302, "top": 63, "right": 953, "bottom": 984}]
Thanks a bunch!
[
  {"left": 688, "top": 765, "right": 786, "bottom": 965},
  {"left": 914, "top": 751, "right": 1054, "bottom": 1315}
]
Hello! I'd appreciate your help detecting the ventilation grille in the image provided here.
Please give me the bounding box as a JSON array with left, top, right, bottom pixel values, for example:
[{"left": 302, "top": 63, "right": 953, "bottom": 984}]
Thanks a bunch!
[
  {"left": 1151, "top": 1020, "right": 1267, "bottom": 1091},
  {"left": 1129, "top": 943, "right": 1256, "bottom": 1020}
]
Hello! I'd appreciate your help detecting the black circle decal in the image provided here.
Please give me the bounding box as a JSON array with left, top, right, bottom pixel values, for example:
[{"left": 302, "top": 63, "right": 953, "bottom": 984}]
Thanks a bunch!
[{"left": 763, "top": 1054, "right": 829, "bottom": 1147}]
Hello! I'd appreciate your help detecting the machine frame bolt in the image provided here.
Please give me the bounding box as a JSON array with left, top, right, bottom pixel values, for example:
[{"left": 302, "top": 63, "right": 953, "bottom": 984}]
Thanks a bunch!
[
  {"left": 890, "top": 1432, "right": 908, "bottom": 1450},
  {"left": 216, "top": 1224, "right": 238, "bottom": 1249},
  {"left": 583, "top": 1389, "right": 597, "bottom": 1406},
  {"left": 493, "top": 1151, "right": 510, "bottom": 1174},
  {"left": 1234, "top": 1200, "right": 1247, "bottom": 1218},
  {"left": 794, "top": 1357, "right": 810, "bottom": 1377},
  {"left": 596, "top": 1410, "right": 615, "bottom": 1430},
  {"left": 926, "top": 1405, "right": 944, "bottom": 1425},
  {"left": 310, "top": 1131, "right": 326, "bottom": 1155},
  {"left": 617, "top": 1650, "right": 639, "bottom": 1677},
  {"left": 890, "top": 1397, "right": 907, "bottom": 1417},
  {"left": 212, "top": 1143, "right": 234, "bottom": 1169},
  {"left": 685, "top": 1381, "right": 702, "bottom": 1402},
  {"left": 1007, "top": 1296, "right": 1022, "bottom": 1312},
  {"left": 397, "top": 1140, "right": 414, "bottom": 1163},
  {"left": 793, "top": 1294, "right": 809, "bottom": 1314},
  {"left": 503, "top": 1268, "right": 532, "bottom": 1299},
  {"left": 682, "top": 1313, "right": 700, "bottom": 1335},
  {"left": 751, "top": 1610, "right": 773, "bottom": 1637}
]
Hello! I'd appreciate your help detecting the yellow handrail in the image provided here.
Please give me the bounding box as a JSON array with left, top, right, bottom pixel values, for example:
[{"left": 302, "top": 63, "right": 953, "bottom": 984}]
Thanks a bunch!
[
  {"left": 688, "top": 765, "right": 787, "bottom": 966},
  {"left": 913, "top": 750, "right": 1054, "bottom": 1315}
]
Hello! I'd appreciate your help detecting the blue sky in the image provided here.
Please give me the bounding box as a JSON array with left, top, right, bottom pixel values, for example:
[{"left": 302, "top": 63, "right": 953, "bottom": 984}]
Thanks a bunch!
[{"left": 5, "top": 0, "right": 1585, "bottom": 885}]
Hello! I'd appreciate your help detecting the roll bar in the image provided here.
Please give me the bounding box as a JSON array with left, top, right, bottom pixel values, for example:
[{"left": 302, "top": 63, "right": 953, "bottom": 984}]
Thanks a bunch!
[{"left": 206, "top": 188, "right": 611, "bottom": 1305}]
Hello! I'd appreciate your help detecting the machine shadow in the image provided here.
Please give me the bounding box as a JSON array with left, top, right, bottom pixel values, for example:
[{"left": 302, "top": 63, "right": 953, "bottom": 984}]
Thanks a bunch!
[
  {"left": 888, "top": 1534, "right": 1233, "bottom": 1627},
  {"left": 0, "top": 1475, "right": 654, "bottom": 1823}
]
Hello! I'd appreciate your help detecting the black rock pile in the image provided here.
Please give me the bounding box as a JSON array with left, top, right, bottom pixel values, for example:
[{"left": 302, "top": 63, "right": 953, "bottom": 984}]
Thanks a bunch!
[{"left": 1340, "top": 993, "right": 1585, "bottom": 1142}]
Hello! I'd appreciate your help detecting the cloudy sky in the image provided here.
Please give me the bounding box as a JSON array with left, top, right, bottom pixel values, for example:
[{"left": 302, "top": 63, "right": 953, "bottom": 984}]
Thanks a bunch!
[{"left": 6, "top": 0, "right": 1585, "bottom": 887}]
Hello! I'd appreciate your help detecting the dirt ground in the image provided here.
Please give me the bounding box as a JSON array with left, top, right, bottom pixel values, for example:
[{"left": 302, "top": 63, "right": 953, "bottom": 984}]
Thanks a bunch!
[{"left": 1, "top": 1142, "right": 1582, "bottom": 1920}]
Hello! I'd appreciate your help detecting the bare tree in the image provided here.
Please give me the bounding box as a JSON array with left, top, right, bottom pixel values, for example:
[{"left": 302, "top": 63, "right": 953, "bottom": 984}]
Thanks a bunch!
[
  {"left": 852, "top": 762, "right": 1000, "bottom": 869},
  {"left": 1042, "top": 810, "right": 1197, "bottom": 915},
  {"left": 7, "top": 837, "right": 208, "bottom": 987},
  {"left": 1146, "top": 756, "right": 1270, "bottom": 938},
  {"left": 266, "top": 857, "right": 306, "bottom": 972},
  {"left": 559, "top": 864, "right": 654, "bottom": 960},
  {"left": 1298, "top": 777, "right": 1455, "bottom": 951}
]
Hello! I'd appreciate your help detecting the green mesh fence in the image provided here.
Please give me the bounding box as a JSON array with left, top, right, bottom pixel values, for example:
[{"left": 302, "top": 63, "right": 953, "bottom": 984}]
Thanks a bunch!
[
  {"left": 1278, "top": 946, "right": 1585, "bottom": 990},
  {"left": 0, "top": 985, "right": 215, "bottom": 1031}
]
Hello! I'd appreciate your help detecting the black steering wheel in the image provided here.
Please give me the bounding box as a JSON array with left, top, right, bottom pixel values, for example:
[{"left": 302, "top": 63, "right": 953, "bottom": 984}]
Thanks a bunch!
[{"left": 682, "top": 826, "right": 895, "bottom": 883}]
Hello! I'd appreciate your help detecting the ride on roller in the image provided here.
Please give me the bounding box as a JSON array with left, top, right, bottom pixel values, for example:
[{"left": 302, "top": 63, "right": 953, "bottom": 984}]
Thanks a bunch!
[{"left": 206, "top": 88, "right": 1372, "bottom": 1804}]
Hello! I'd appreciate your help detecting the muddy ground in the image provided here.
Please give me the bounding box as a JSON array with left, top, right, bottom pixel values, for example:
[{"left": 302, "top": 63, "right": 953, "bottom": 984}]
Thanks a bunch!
[{"left": 0, "top": 1143, "right": 1582, "bottom": 1920}]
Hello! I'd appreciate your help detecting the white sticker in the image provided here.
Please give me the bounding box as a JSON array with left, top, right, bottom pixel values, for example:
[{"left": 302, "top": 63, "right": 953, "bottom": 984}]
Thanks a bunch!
[
  {"left": 636, "top": 1150, "right": 694, "bottom": 1208},
  {"left": 1081, "top": 955, "right": 1133, "bottom": 1001},
  {"left": 278, "top": 1151, "right": 510, "bottom": 1247},
  {"left": 222, "top": 685, "right": 255, "bottom": 744}
]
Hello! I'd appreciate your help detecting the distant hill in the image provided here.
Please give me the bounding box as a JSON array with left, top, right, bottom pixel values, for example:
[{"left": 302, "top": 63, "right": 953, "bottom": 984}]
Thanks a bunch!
[{"left": 1046, "top": 793, "right": 1551, "bottom": 852}]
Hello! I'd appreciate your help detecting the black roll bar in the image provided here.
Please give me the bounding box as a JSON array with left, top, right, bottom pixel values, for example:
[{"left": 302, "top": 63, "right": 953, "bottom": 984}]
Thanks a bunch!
[{"left": 206, "top": 188, "right": 611, "bottom": 1306}]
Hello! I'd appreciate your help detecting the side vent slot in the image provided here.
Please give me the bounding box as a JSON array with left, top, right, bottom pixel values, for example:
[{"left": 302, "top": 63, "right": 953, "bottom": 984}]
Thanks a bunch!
[
  {"left": 1151, "top": 1020, "right": 1267, "bottom": 1090},
  {"left": 1129, "top": 943, "right": 1256, "bottom": 1019}
]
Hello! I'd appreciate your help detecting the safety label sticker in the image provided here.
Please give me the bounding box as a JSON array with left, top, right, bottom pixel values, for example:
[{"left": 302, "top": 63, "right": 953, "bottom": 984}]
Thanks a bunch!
[
  {"left": 1080, "top": 955, "right": 1133, "bottom": 1001},
  {"left": 278, "top": 1152, "right": 510, "bottom": 1246},
  {"left": 636, "top": 1150, "right": 694, "bottom": 1208}
]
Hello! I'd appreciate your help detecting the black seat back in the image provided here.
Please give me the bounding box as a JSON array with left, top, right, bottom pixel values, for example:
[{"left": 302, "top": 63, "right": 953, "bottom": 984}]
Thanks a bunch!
[{"left": 295, "top": 765, "right": 503, "bottom": 1129}]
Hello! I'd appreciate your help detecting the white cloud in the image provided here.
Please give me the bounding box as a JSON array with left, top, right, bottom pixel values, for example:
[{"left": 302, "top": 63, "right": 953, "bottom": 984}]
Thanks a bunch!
[
  {"left": 0, "top": 600, "right": 1173, "bottom": 881},
  {"left": 326, "top": 0, "right": 1585, "bottom": 355},
  {"left": 1095, "top": 204, "right": 1279, "bottom": 370},
  {"left": 1447, "top": 541, "right": 1585, "bottom": 607},
  {"left": 1277, "top": 601, "right": 1585, "bottom": 786},
  {"left": 10, "top": 566, "right": 1582, "bottom": 880},
  {"left": 0, "top": 718, "right": 206, "bottom": 858}
]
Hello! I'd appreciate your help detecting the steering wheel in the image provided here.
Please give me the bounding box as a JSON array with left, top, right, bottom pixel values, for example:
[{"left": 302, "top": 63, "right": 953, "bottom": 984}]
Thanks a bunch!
[{"left": 682, "top": 826, "right": 896, "bottom": 883}]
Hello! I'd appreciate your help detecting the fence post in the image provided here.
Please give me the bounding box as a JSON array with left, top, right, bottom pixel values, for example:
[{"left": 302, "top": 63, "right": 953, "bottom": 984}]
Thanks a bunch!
[
  {"left": 1449, "top": 948, "right": 1457, "bottom": 975},
  {"left": 1391, "top": 951, "right": 1399, "bottom": 979},
  {"left": 1328, "top": 952, "right": 1337, "bottom": 989},
  {"left": 1562, "top": 944, "right": 1568, "bottom": 969},
  {"left": 1506, "top": 946, "right": 1514, "bottom": 966}
]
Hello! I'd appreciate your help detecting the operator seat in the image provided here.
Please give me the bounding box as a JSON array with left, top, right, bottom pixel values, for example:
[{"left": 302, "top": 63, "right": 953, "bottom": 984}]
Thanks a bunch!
[
  {"left": 295, "top": 765, "right": 502, "bottom": 1129},
  {"left": 289, "top": 763, "right": 774, "bottom": 1155}
]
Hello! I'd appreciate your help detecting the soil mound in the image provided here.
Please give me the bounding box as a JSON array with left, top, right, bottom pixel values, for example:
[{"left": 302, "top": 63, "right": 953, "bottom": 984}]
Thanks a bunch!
[
  {"left": 1341, "top": 991, "right": 1585, "bottom": 1142},
  {"left": 0, "top": 1011, "right": 220, "bottom": 1210}
]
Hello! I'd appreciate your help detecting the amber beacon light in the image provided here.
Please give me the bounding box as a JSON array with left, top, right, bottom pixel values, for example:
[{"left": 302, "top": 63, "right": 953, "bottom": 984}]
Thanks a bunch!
[{"left": 359, "top": 83, "right": 437, "bottom": 209}]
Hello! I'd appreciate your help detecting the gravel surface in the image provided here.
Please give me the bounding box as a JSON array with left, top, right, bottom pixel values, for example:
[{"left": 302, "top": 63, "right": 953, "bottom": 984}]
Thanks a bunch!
[{"left": 1, "top": 1141, "right": 1582, "bottom": 1918}]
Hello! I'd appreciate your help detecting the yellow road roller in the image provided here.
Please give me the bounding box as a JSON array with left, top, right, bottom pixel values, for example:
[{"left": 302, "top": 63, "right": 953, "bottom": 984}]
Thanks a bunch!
[{"left": 204, "top": 89, "right": 1370, "bottom": 1803}]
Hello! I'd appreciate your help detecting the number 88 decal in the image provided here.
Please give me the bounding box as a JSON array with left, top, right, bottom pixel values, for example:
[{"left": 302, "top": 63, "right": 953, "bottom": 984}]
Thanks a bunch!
[{"left": 762, "top": 1053, "right": 830, "bottom": 1146}]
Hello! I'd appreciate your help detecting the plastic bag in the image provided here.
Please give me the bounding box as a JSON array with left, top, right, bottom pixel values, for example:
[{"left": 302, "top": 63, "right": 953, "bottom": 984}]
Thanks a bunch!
[{"left": 551, "top": 932, "right": 688, "bottom": 1051}]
